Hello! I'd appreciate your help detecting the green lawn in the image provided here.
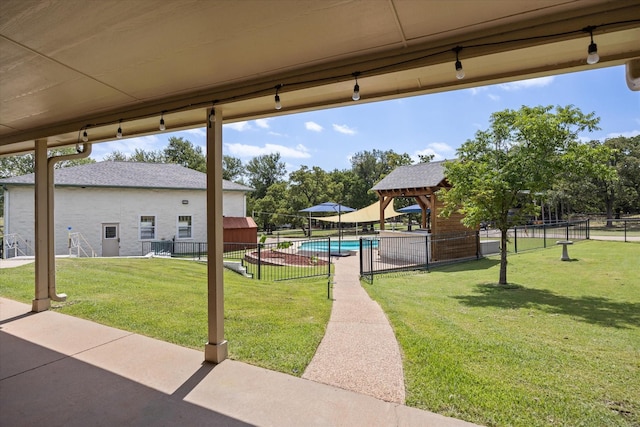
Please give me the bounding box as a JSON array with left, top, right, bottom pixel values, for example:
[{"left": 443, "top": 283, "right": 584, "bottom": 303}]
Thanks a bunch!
[
  {"left": 365, "top": 240, "right": 639, "bottom": 427},
  {"left": 0, "top": 257, "right": 331, "bottom": 376}
]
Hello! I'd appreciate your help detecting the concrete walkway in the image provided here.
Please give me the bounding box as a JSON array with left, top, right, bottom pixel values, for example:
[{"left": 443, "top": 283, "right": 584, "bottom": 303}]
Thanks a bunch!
[
  {"left": 0, "top": 257, "right": 35, "bottom": 269},
  {"left": 0, "top": 297, "right": 479, "bottom": 427},
  {"left": 303, "top": 254, "right": 406, "bottom": 404}
]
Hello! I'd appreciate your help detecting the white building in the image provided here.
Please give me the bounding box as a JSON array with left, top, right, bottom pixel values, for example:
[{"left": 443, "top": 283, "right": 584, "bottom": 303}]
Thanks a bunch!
[{"left": 1, "top": 161, "right": 253, "bottom": 257}]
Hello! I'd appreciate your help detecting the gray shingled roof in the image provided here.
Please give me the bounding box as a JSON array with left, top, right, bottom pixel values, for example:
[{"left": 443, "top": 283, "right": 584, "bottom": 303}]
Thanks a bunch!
[
  {"left": 0, "top": 161, "right": 254, "bottom": 192},
  {"left": 370, "top": 161, "right": 446, "bottom": 191}
]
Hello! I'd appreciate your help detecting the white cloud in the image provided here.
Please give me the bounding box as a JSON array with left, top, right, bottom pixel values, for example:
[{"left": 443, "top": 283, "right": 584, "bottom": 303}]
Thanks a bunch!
[
  {"left": 428, "top": 142, "right": 454, "bottom": 152},
  {"left": 305, "top": 121, "right": 324, "bottom": 132},
  {"left": 606, "top": 130, "right": 640, "bottom": 139},
  {"left": 488, "top": 93, "right": 500, "bottom": 101},
  {"left": 182, "top": 128, "right": 206, "bottom": 138},
  {"left": 255, "top": 119, "right": 271, "bottom": 129},
  {"left": 469, "top": 87, "right": 487, "bottom": 96},
  {"left": 413, "top": 142, "right": 455, "bottom": 162},
  {"left": 499, "top": 76, "right": 555, "bottom": 91},
  {"left": 413, "top": 148, "right": 444, "bottom": 162},
  {"left": 224, "top": 121, "right": 251, "bottom": 132},
  {"left": 225, "top": 142, "right": 311, "bottom": 159},
  {"left": 92, "top": 135, "right": 161, "bottom": 160},
  {"left": 333, "top": 124, "right": 356, "bottom": 135}
]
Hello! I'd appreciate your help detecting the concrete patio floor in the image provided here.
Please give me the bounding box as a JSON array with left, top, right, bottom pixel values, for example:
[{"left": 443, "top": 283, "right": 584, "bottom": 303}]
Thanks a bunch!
[{"left": 0, "top": 297, "right": 479, "bottom": 427}]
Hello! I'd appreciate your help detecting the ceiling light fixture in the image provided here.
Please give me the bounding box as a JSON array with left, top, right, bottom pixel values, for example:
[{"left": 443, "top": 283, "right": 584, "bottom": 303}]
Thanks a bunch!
[
  {"left": 116, "top": 120, "right": 123, "bottom": 139},
  {"left": 585, "top": 26, "right": 599, "bottom": 65},
  {"left": 352, "top": 72, "right": 361, "bottom": 101},
  {"left": 274, "top": 84, "right": 283, "bottom": 110},
  {"left": 454, "top": 46, "right": 465, "bottom": 79},
  {"left": 159, "top": 113, "right": 166, "bottom": 131}
]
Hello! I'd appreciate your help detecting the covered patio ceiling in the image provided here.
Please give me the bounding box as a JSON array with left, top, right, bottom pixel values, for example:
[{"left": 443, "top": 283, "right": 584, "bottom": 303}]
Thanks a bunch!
[{"left": 1, "top": 0, "right": 639, "bottom": 156}]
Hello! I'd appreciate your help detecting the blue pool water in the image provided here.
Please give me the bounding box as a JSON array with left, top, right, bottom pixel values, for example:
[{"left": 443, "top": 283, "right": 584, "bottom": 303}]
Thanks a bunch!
[{"left": 299, "top": 239, "right": 378, "bottom": 252}]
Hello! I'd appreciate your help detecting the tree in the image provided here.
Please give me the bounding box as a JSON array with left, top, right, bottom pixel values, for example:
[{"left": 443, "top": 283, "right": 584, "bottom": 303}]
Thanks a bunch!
[
  {"left": 245, "top": 153, "right": 287, "bottom": 200},
  {"left": 102, "top": 150, "right": 129, "bottom": 162},
  {"left": 350, "top": 149, "right": 413, "bottom": 207},
  {"left": 1, "top": 147, "right": 95, "bottom": 214},
  {"left": 222, "top": 155, "right": 244, "bottom": 182},
  {"left": 439, "top": 105, "right": 608, "bottom": 285},
  {"left": 251, "top": 181, "right": 290, "bottom": 231},
  {"left": 605, "top": 135, "right": 640, "bottom": 214},
  {"left": 103, "top": 148, "right": 165, "bottom": 163},
  {"left": 164, "top": 137, "right": 206, "bottom": 172}
]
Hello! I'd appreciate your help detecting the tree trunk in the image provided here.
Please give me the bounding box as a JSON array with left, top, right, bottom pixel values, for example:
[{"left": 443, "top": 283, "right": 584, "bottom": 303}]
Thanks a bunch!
[
  {"left": 499, "top": 228, "right": 508, "bottom": 285},
  {"left": 605, "top": 190, "right": 614, "bottom": 228}
]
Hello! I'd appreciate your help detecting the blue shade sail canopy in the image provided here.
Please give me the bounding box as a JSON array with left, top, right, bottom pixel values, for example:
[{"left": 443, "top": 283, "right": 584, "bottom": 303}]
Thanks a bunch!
[
  {"left": 397, "top": 204, "right": 430, "bottom": 214},
  {"left": 300, "top": 202, "right": 355, "bottom": 213}
]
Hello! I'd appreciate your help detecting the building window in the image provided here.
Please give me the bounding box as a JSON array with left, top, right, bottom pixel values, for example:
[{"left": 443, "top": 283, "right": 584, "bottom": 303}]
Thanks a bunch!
[
  {"left": 104, "top": 225, "right": 117, "bottom": 239},
  {"left": 177, "top": 215, "right": 192, "bottom": 239},
  {"left": 139, "top": 215, "right": 156, "bottom": 240}
]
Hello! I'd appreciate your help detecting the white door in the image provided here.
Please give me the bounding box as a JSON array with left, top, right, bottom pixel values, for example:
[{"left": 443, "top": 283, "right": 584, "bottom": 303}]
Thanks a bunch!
[{"left": 102, "top": 223, "right": 120, "bottom": 257}]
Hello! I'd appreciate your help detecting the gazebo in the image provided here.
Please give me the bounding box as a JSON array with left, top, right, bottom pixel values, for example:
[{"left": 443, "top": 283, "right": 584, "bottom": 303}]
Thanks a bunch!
[{"left": 370, "top": 161, "right": 476, "bottom": 261}]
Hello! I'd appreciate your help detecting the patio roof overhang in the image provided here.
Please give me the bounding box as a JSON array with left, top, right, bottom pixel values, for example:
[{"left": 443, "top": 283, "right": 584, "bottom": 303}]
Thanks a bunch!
[{"left": 1, "top": 1, "right": 639, "bottom": 156}]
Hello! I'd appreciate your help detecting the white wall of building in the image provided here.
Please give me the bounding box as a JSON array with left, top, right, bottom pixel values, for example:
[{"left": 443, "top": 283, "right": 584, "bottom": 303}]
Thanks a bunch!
[{"left": 3, "top": 186, "right": 247, "bottom": 257}]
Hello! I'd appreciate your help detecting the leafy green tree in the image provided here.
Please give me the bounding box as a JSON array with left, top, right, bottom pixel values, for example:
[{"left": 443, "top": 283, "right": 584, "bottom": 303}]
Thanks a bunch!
[
  {"left": 328, "top": 169, "right": 359, "bottom": 209},
  {"left": 350, "top": 149, "right": 413, "bottom": 207},
  {"left": 417, "top": 153, "right": 435, "bottom": 163},
  {"left": 288, "top": 166, "right": 337, "bottom": 211},
  {"left": 439, "top": 105, "right": 609, "bottom": 285},
  {"left": 0, "top": 147, "right": 95, "bottom": 213},
  {"left": 164, "top": 137, "right": 206, "bottom": 172},
  {"left": 605, "top": 135, "right": 640, "bottom": 214},
  {"left": 102, "top": 150, "right": 129, "bottom": 161},
  {"left": 129, "top": 148, "right": 165, "bottom": 163},
  {"left": 222, "top": 155, "right": 244, "bottom": 182},
  {"left": 245, "top": 153, "right": 287, "bottom": 200},
  {"left": 250, "top": 181, "right": 290, "bottom": 231}
]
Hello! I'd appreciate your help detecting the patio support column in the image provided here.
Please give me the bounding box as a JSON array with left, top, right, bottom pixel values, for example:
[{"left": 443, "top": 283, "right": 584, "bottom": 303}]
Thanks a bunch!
[
  {"left": 32, "top": 140, "right": 50, "bottom": 312},
  {"left": 205, "top": 107, "right": 228, "bottom": 363},
  {"left": 379, "top": 195, "right": 393, "bottom": 231}
]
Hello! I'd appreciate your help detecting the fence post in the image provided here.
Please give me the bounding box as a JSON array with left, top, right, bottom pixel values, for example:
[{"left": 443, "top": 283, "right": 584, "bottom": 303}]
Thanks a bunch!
[
  {"left": 624, "top": 219, "right": 628, "bottom": 242},
  {"left": 370, "top": 239, "right": 374, "bottom": 284},
  {"left": 566, "top": 223, "right": 569, "bottom": 241},
  {"left": 514, "top": 227, "right": 518, "bottom": 253},
  {"left": 543, "top": 223, "right": 547, "bottom": 248},
  {"left": 425, "top": 235, "right": 430, "bottom": 269},
  {"left": 476, "top": 230, "right": 480, "bottom": 260},
  {"left": 359, "top": 238, "right": 363, "bottom": 276},
  {"left": 586, "top": 219, "right": 590, "bottom": 240},
  {"left": 257, "top": 243, "right": 262, "bottom": 280}
]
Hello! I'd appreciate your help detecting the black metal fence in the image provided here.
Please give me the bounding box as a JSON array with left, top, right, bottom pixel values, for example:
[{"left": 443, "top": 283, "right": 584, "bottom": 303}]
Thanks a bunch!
[
  {"left": 142, "top": 240, "right": 209, "bottom": 259},
  {"left": 225, "top": 239, "right": 332, "bottom": 281},
  {"left": 142, "top": 238, "right": 332, "bottom": 281},
  {"left": 360, "top": 231, "right": 480, "bottom": 283},
  {"left": 507, "top": 220, "right": 589, "bottom": 253},
  {"left": 588, "top": 218, "right": 640, "bottom": 242}
]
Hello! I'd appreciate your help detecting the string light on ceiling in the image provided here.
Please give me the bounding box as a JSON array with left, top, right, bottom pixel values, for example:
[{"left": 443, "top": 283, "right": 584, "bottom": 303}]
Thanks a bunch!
[
  {"left": 352, "top": 72, "right": 361, "bottom": 101},
  {"left": 76, "top": 18, "right": 637, "bottom": 140},
  {"left": 159, "top": 112, "right": 166, "bottom": 131},
  {"left": 585, "top": 26, "right": 600, "bottom": 65},
  {"left": 274, "top": 84, "right": 283, "bottom": 110},
  {"left": 453, "top": 46, "right": 465, "bottom": 79}
]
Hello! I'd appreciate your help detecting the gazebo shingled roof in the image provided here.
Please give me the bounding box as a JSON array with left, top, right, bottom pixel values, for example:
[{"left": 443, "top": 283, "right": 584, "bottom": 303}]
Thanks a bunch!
[{"left": 370, "top": 161, "right": 449, "bottom": 231}]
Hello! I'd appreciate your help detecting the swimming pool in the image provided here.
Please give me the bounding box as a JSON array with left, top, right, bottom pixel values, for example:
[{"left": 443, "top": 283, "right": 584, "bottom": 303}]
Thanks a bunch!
[{"left": 298, "top": 239, "right": 378, "bottom": 252}]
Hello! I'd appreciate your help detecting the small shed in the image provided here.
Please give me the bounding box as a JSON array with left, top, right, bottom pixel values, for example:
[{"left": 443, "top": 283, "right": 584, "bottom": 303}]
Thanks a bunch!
[{"left": 223, "top": 217, "right": 258, "bottom": 251}]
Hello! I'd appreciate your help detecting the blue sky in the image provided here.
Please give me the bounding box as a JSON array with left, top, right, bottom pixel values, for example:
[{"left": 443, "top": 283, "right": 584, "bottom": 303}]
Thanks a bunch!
[{"left": 92, "top": 65, "right": 639, "bottom": 174}]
